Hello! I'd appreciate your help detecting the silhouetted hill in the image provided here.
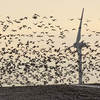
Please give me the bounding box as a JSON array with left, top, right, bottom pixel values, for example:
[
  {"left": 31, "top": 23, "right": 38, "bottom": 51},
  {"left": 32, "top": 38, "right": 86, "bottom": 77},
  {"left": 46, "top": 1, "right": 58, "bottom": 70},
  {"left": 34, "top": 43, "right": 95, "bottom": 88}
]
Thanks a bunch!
[{"left": 0, "top": 84, "right": 100, "bottom": 100}]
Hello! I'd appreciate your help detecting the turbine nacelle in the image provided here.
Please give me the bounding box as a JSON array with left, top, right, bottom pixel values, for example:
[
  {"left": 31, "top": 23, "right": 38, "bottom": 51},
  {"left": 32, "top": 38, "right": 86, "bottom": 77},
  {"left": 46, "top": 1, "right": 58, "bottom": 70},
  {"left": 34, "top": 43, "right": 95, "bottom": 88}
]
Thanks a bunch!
[{"left": 74, "top": 41, "right": 88, "bottom": 49}]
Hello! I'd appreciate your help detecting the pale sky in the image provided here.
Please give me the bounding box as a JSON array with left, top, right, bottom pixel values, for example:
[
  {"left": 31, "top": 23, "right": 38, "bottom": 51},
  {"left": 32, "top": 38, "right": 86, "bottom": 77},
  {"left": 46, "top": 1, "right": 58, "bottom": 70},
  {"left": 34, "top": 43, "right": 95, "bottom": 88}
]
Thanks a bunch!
[
  {"left": 0, "top": 0, "right": 100, "bottom": 86},
  {"left": 0, "top": 0, "right": 100, "bottom": 19}
]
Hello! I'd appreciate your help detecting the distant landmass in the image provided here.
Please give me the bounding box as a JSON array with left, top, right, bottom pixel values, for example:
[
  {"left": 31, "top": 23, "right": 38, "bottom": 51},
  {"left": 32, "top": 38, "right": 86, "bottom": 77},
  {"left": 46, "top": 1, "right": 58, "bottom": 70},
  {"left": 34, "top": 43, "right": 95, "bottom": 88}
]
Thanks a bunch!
[{"left": 0, "top": 84, "right": 100, "bottom": 100}]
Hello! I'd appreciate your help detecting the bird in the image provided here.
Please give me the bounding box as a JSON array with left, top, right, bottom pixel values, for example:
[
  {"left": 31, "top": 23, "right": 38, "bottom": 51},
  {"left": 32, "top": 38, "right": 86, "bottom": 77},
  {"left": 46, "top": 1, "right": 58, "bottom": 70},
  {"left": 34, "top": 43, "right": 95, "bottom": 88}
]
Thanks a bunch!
[
  {"left": 69, "top": 18, "right": 74, "bottom": 21},
  {"left": 0, "top": 14, "right": 99, "bottom": 86},
  {"left": 13, "top": 19, "right": 21, "bottom": 23},
  {"left": 83, "top": 23, "right": 88, "bottom": 26}
]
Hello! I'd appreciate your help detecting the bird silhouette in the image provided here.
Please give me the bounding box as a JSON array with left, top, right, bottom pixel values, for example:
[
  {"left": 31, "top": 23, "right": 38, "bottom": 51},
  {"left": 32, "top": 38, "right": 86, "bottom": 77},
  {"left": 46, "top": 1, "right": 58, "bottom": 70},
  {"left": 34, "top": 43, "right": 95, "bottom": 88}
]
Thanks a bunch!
[{"left": 0, "top": 14, "right": 99, "bottom": 86}]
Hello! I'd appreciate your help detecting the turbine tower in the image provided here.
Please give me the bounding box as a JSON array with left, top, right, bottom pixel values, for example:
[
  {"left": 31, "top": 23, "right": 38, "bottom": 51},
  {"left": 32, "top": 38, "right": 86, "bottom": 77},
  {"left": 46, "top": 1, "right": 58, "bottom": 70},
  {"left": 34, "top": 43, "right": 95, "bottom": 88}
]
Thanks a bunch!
[{"left": 74, "top": 8, "right": 87, "bottom": 85}]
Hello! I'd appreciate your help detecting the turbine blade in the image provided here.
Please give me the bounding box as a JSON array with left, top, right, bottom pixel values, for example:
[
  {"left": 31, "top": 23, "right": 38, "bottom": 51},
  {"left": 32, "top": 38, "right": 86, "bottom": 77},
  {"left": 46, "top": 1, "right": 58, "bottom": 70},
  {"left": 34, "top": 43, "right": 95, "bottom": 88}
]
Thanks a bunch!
[{"left": 76, "top": 8, "right": 84, "bottom": 43}]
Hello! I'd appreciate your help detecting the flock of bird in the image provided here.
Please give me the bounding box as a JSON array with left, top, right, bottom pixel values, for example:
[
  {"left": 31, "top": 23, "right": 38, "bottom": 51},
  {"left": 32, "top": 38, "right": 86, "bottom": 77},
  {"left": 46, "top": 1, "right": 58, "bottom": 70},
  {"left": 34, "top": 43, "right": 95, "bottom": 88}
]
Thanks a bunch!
[{"left": 0, "top": 14, "right": 100, "bottom": 87}]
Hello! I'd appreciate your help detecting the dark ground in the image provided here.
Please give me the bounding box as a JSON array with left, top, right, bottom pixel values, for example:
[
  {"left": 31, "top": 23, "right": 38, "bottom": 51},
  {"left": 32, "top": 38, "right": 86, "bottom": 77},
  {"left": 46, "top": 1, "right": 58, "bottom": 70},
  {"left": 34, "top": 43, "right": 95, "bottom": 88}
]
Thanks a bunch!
[{"left": 0, "top": 84, "right": 100, "bottom": 100}]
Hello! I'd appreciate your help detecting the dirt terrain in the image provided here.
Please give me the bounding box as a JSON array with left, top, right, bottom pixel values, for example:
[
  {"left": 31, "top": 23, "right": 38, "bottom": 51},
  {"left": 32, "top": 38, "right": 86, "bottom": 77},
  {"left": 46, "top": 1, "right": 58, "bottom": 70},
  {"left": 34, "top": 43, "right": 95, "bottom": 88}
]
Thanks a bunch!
[{"left": 0, "top": 84, "right": 100, "bottom": 100}]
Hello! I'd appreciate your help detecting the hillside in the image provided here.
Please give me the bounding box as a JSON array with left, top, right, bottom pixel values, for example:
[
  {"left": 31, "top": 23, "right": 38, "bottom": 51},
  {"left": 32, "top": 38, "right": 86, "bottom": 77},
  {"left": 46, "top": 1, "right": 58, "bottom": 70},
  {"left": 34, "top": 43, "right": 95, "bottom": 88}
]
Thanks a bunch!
[{"left": 0, "top": 84, "right": 100, "bottom": 100}]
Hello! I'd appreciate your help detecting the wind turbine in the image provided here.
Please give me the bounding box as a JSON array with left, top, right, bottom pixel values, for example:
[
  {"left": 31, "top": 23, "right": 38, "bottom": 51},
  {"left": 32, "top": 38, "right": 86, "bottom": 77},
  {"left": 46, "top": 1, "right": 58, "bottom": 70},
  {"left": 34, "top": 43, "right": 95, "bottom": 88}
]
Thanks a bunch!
[{"left": 74, "top": 8, "right": 87, "bottom": 85}]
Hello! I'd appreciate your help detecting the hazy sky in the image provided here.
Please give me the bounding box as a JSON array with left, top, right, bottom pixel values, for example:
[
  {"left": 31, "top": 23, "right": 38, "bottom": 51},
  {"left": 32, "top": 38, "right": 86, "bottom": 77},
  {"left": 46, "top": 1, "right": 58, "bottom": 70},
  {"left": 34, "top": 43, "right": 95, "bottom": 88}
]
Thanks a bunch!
[
  {"left": 0, "top": 0, "right": 100, "bottom": 40},
  {"left": 0, "top": 0, "right": 100, "bottom": 86},
  {"left": 0, "top": 0, "right": 100, "bottom": 19}
]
